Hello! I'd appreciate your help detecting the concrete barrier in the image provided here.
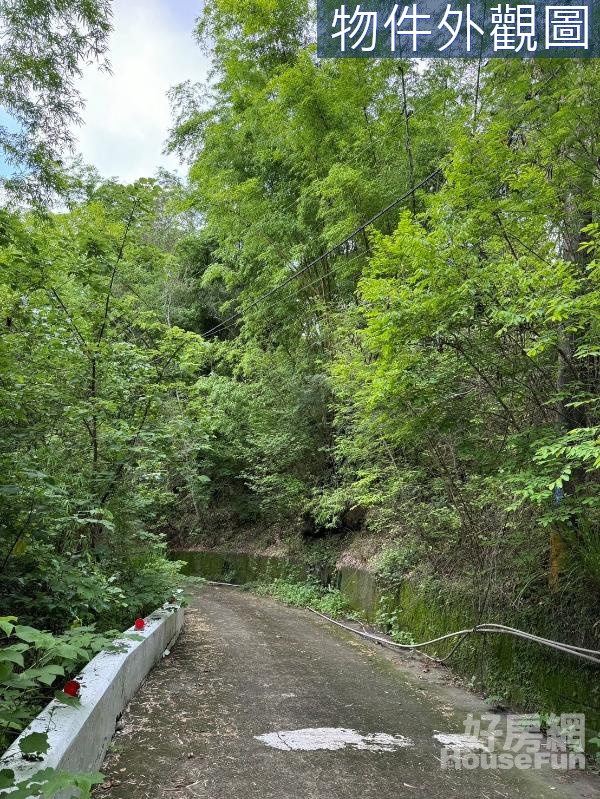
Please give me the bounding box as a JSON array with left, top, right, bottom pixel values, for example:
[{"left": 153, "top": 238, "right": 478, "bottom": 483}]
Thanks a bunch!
[{"left": 0, "top": 603, "right": 185, "bottom": 794}]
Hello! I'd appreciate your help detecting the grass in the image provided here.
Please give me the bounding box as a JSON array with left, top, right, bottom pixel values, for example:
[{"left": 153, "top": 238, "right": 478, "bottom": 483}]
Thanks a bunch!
[{"left": 252, "top": 578, "right": 358, "bottom": 618}]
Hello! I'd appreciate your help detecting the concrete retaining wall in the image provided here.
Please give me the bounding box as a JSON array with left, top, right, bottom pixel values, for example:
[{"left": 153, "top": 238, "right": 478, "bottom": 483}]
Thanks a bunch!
[{"left": 0, "top": 603, "right": 184, "bottom": 793}]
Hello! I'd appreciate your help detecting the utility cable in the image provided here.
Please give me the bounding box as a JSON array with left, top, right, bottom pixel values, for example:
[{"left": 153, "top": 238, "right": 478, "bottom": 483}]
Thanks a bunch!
[{"left": 308, "top": 609, "right": 600, "bottom": 666}]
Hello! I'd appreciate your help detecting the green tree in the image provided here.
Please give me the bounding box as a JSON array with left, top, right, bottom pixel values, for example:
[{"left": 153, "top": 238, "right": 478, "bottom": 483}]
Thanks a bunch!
[
  {"left": 0, "top": 0, "right": 112, "bottom": 200},
  {"left": 0, "top": 176, "right": 203, "bottom": 630}
]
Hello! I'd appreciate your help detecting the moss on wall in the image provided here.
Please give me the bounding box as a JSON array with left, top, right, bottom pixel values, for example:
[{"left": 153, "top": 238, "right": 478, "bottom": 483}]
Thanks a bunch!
[{"left": 172, "top": 549, "right": 300, "bottom": 584}]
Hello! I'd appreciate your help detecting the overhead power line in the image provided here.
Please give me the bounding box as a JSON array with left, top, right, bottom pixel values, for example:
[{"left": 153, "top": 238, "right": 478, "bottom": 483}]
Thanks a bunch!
[
  {"left": 202, "top": 168, "right": 442, "bottom": 339},
  {"left": 259, "top": 249, "right": 367, "bottom": 322}
]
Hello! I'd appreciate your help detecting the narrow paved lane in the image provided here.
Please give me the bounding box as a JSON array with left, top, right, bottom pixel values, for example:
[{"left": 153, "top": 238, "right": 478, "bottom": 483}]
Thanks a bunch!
[{"left": 96, "top": 586, "right": 598, "bottom": 799}]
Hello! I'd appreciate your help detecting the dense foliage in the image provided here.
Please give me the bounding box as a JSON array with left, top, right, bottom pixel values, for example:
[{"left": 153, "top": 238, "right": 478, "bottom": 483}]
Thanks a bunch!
[
  {"left": 1, "top": 175, "right": 203, "bottom": 637},
  {"left": 2, "top": 0, "right": 600, "bottom": 785},
  {"left": 165, "top": 2, "right": 600, "bottom": 632}
]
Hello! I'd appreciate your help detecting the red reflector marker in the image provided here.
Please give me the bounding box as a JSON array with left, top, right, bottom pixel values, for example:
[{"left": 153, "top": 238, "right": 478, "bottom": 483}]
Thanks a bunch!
[{"left": 63, "top": 680, "right": 81, "bottom": 697}]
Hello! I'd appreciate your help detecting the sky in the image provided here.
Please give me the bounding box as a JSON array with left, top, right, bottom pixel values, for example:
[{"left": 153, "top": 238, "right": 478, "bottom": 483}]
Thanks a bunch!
[{"left": 73, "top": 0, "right": 209, "bottom": 182}]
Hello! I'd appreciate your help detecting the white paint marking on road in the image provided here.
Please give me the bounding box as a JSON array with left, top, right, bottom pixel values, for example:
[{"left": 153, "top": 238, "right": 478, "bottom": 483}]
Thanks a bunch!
[
  {"left": 433, "top": 733, "right": 488, "bottom": 751},
  {"left": 255, "top": 727, "right": 414, "bottom": 752}
]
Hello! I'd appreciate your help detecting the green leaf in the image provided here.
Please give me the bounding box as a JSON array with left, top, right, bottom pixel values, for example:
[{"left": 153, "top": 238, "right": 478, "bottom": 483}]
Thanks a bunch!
[
  {"left": 8, "top": 768, "right": 104, "bottom": 799},
  {"left": 0, "top": 646, "right": 26, "bottom": 667},
  {"left": 14, "top": 625, "right": 48, "bottom": 644},
  {"left": 54, "top": 690, "right": 81, "bottom": 708},
  {"left": 52, "top": 643, "right": 80, "bottom": 660},
  {"left": 0, "top": 616, "right": 17, "bottom": 636},
  {"left": 0, "top": 769, "right": 15, "bottom": 789},
  {"left": 27, "top": 665, "right": 65, "bottom": 686},
  {"left": 36, "top": 770, "right": 105, "bottom": 798},
  {"left": 18, "top": 731, "right": 50, "bottom": 758}
]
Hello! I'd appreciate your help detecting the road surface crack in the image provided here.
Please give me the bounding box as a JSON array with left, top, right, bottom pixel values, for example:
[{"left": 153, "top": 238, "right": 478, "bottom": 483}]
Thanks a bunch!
[{"left": 276, "top": 731, "right": 293, "bottom": 751}]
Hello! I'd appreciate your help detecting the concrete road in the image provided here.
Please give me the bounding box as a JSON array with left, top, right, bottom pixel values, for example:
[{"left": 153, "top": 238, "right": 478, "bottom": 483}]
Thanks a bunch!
[{"left": 96, "top": 586, "right": 599, "bottom": 799}]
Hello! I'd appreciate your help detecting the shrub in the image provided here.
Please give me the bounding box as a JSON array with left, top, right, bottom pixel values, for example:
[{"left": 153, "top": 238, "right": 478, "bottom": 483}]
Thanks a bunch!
[
  {"left": 372, "top": 542, "right": 421, "bottom": 592},
  {"left": 254, "top": 579, "right": 356, "bottom": 618}
]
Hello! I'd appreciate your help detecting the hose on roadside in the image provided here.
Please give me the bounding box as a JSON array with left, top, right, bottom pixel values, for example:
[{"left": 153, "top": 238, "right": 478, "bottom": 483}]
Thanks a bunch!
[{"left": 307, "top": 609, "right": 600, "bottom": 666}]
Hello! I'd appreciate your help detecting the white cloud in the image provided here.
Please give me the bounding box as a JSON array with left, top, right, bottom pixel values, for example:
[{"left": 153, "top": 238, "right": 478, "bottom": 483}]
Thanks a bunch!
[{"left": 73, "top": 0, "right": 209, "bottom": 183}]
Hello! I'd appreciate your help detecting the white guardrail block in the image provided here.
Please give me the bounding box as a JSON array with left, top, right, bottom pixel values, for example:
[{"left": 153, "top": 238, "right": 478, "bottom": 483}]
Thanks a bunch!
[{"left": 0, "top": 603, "right": 185, "bottom": 795}]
